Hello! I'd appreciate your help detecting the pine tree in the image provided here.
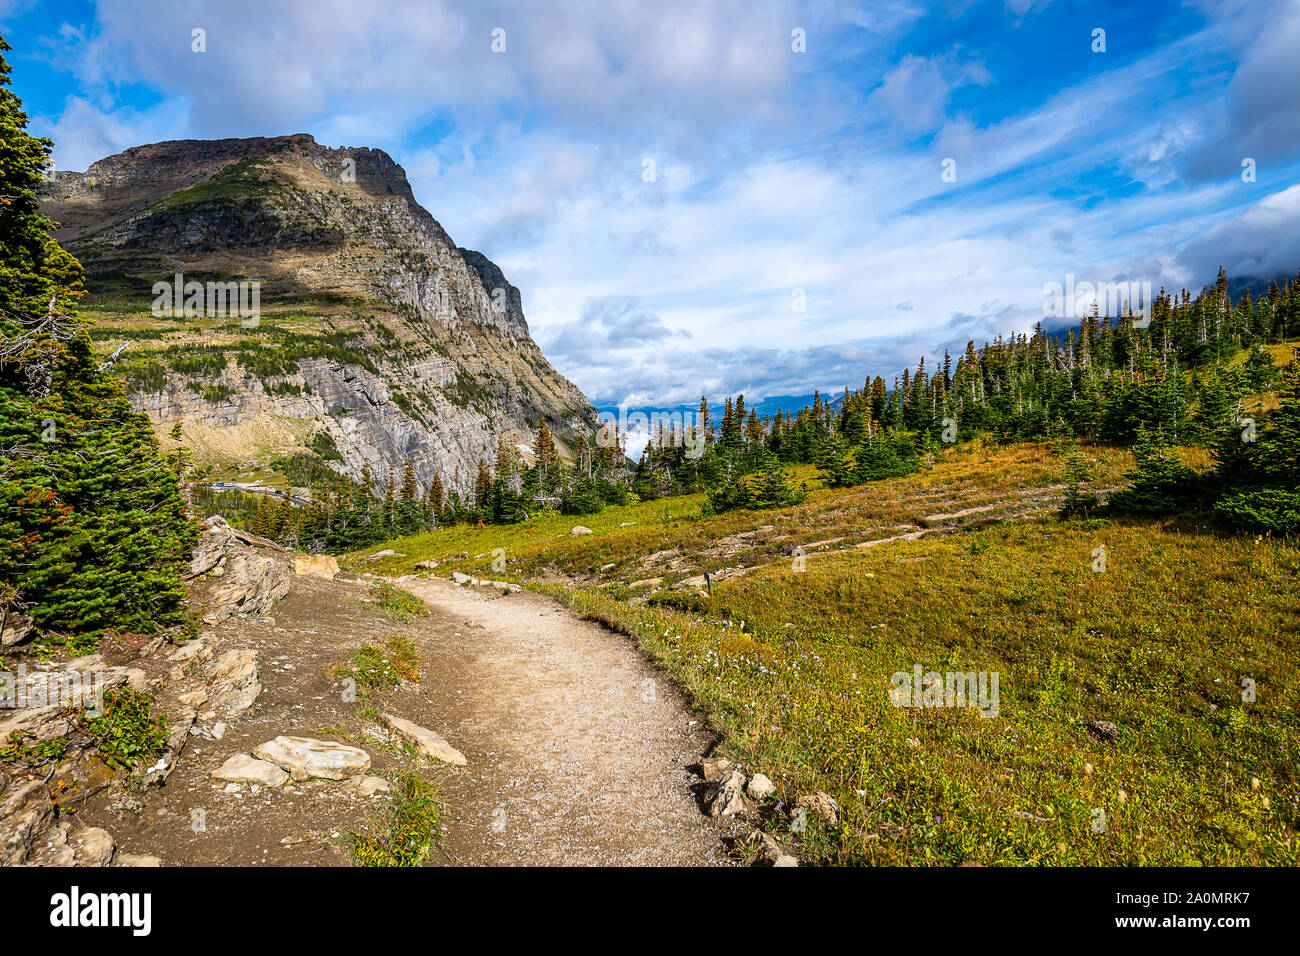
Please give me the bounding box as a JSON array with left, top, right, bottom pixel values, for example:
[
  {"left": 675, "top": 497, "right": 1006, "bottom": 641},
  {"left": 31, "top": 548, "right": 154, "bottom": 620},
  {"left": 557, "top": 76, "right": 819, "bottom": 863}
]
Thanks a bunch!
[
  {"left": 474, "top": 458, "right": 492, "bottom": 510},
  {"left": 1108, "top": 427, "right": 1205, "bottom": 515},
  {"left": 535, "top": 420, "right": 558, "bottom": 492},
  {"left": 400, "top": 457, "right": 418, "bottom": 501},
  {"left": 429, "top": 471, "right": 444, "bottom": 512},
  {"left": 0, "top": 35, "right": 195, "bottom": 646}
]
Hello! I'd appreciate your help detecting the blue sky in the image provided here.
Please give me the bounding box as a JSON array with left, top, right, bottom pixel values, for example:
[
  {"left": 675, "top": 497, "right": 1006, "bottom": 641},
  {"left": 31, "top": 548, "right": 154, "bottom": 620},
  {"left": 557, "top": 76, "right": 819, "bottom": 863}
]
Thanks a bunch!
[{"left": 3, "top": 0, "right": 1299, "bottom": 409}]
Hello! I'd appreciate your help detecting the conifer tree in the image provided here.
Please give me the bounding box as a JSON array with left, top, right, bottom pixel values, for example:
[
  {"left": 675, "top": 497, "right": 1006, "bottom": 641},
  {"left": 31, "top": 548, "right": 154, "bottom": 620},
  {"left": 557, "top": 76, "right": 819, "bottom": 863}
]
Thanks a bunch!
[{"left": 0, "top": 35, "right": 195, "bottom": 645}]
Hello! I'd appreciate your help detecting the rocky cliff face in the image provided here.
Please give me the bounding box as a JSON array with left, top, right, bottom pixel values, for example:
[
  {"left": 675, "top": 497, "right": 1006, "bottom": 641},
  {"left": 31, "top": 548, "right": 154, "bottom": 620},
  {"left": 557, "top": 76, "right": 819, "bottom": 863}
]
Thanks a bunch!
[{"left": 40, "top": 133, "right": 596, "bottom": 495}]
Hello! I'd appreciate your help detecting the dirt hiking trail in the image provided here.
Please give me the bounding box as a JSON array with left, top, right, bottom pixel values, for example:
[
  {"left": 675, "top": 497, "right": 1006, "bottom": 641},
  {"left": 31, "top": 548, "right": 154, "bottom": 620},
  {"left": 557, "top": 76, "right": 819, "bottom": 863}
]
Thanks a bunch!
[
  {"left": 78, "top": 572, "right": 735, "bottom": 866},
  {"left": 394, "top": 577, "right": 734, "bottom": 865}
]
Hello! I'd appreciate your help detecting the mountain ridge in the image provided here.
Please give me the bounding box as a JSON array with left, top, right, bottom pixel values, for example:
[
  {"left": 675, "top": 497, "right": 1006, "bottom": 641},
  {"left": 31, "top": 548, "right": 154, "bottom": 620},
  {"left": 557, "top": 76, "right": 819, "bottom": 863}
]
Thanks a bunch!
[{"left": 40, "top": 133, "right": 597, "bottom": 494}]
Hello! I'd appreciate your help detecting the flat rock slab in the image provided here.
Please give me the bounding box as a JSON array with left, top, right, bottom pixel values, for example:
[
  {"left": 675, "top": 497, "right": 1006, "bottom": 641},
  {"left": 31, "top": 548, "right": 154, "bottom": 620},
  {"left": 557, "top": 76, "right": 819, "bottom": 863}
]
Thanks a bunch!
[
  {"left": 253, "top": 736, "right": 371, "bottom": 781},
  {"left": 211, "top": 754, "right": 290, "bottom": 787},
  {"left": 383, "top": 713, "right": 467, "bottom": 766}
]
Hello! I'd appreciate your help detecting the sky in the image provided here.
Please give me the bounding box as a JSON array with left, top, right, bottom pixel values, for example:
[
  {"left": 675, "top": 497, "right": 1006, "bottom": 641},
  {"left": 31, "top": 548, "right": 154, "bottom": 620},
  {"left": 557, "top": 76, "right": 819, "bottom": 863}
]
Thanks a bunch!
[{"left": 3, "top": 0, "right": 1299, "bottom": 412}]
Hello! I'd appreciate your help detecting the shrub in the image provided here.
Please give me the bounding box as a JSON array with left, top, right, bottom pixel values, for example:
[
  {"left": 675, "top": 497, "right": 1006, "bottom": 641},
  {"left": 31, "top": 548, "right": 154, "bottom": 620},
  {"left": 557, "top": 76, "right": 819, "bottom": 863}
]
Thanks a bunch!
[
  {"left": 1213, "top": 489, "right": 1300, "bottom": 535},
  {"left": 85, "top": 688, "right": 169, "bottom": 771}
]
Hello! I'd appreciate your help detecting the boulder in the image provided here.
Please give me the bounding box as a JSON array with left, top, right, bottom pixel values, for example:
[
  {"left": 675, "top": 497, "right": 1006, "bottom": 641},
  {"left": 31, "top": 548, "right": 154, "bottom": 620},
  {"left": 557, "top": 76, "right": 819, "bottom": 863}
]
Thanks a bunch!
[
  {"left": 451, "top": 571, "right": 475, "bottom": 586},
  {"left": 189, "top": 516, "right": 235, "bottom": 577},
  {"left": 168, "top": 632, "right": 217, "bottom": 666},
  {"left": 0, "top": 780, "right": 54, "bottom": 866},
  {"left": 253, "top": 736, "right": 371, "bottom": 781},
  {"left": 206, "top": 648, "right": 262, "bottom": 718},
  {"left": 211, "top": 754, "right": 289, "bottom": 787},
  {"left": 570, "top": 526, "right": 593, "bottom": 535},
  {"left": 294, "top": 554, "right": 340, "bottom": 580},
  {"left": 27, "top": 824, "right": 75, "bottom": 866},
  {"left": 383, "top": 713, "right": 467, "bottom": 765},
  {"left": 142, "top": 707, "right": 197, "bottom": 786},
  {"left": 204, "top": 552, "right": 290, "bottom": 623},
  {"left": 68, "top": 827, "right": 115, "bottom": 867}
]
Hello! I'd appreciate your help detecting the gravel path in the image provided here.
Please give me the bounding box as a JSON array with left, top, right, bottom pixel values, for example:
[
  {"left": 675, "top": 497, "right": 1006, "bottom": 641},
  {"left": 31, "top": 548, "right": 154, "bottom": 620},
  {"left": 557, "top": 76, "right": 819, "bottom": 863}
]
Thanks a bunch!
[{"left": 394, "top": 577, "right": 733, "bottom": 866}]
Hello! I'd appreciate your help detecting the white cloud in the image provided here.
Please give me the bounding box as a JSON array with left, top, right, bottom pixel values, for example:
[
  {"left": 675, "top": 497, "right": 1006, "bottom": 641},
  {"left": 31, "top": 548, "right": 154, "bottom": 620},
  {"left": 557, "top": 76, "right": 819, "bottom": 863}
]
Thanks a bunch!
[{"left": 19, "top": 0, "right": 1300, "bottom": 411}]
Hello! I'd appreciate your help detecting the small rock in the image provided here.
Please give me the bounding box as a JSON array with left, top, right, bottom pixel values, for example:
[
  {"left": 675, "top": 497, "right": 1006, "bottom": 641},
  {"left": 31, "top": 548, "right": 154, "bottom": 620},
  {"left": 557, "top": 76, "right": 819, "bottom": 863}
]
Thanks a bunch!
[
  {"left": 743, "top": 829, "right": 784, "bottom": 866},
  {"left": 570, "top": 526, "right": 593, "bottom": 535},
  {"left": 1085, "top": 719, "right": 1120, "bottom": 742},
  {"left": 353, "top": 776, "right": 391, "bottom": 797},
  {"left": 252, "top": 736, "right": 371, "bottom": 781},
  {"left": 707, "top": 768, "right": 749, "bottom": 817},
  {"left": 211, "top": 754, "right": 289, "bottom": 787},
  {"left": 698, "top": 756, "right": 733, "bottom": 783},
  {"left": 382, "top": 713, "right": 467, "bottom": 765},
  {"left": 115, "top": 853, "right": 161, "bottom": 867},
  {"left": 795, "top": 791, "right": 840, "bottom": 827},
  {"left": 747, "top": 773, "right": 776, "bottom": 801},
  {"left": 451, "top": 571, "right": 475, "bottom": 586},
  {"left": 773, "top": 855, "right": 799, "bottom": 867}
]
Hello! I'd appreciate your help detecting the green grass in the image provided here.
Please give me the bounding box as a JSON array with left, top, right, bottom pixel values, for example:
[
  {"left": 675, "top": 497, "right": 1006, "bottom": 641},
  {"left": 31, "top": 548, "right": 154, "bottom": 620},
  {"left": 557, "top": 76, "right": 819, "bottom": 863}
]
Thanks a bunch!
[
  {"left": 348, "top": 770, "right": 441, "bottom": 867},
  {"left": 331, "top": 635, "right": 420, "bottom": 698},
  {"left": 369, "top": 581, "right": 429, "bottom": 622},
  {"left": 358, "top": 441, "right": 1135, "bottom": 586},
  {"left": 554, "top": 518, "right": 1298, "bottom": 865}
]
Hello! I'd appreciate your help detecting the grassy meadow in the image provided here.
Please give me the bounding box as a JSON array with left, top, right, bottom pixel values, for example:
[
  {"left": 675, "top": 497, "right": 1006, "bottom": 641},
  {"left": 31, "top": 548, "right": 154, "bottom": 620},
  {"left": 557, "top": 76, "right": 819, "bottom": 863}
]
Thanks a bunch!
[{"left": 353, "top": 440, "right": 1299, "bottom": 866}]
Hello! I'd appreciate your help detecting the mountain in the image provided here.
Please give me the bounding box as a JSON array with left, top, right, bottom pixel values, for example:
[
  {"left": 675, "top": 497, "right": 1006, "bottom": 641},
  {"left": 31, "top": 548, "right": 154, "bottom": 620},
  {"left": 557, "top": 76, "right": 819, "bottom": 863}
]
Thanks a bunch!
[{"left": 39, "top": 133, "right": 597, "bottom": 495}]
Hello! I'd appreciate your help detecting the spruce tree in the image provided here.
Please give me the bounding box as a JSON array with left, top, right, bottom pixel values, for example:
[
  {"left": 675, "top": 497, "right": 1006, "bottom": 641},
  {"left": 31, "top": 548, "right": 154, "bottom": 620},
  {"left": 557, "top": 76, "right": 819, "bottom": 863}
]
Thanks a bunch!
[{"left": 0, "top": 35, "right": 195, "bottom": 647}]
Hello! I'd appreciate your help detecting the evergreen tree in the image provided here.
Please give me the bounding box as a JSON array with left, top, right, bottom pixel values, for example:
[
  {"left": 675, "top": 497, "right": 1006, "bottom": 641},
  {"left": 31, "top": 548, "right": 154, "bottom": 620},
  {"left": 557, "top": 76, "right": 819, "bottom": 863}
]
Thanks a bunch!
[{"left": 0, "top": 35, "right": 196, "bottom": 646}]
